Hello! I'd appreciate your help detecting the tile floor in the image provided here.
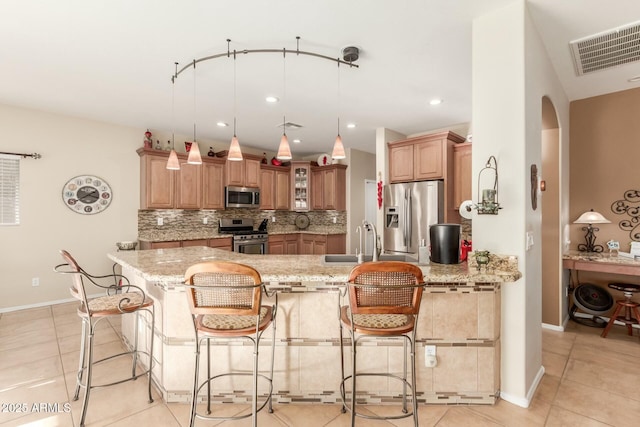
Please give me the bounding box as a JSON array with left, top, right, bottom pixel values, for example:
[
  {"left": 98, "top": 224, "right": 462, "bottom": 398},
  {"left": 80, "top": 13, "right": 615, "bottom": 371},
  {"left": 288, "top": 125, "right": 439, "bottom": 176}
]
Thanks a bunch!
[{"left": 1, "top": 302, "right": 639, "bottom": 426}]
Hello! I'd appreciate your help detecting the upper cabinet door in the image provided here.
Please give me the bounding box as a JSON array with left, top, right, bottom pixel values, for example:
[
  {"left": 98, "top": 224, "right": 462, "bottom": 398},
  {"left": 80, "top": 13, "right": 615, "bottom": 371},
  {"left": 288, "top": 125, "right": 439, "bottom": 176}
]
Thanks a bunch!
[
  {"left": 245, "top": 158, "right": 261, "bottom": 188},
  {"left": 388, "top": 144, "right": 414, "bottom": 183},
  {"left": 175, "top": 161, "right": 202, "bottom": 209},
  {"left": 142, "top": 153, "right": 174, "bottom": 209},
  {"left": 202, "top": 161, "right": 225, "bottom": 209},
  {"left": 413, "top": 139, "right": 444, "bottom": 180}
]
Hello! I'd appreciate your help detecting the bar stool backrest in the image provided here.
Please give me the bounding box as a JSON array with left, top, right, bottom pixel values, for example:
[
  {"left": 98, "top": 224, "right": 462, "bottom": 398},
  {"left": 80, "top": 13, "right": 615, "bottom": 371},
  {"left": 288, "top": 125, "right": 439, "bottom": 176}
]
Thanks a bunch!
[
  {"left": 347, "top": 261, "right": 425, "bottom": 316},
  {"left": 59, "top": 249, "right": 90, "bottom": 309},
  {"left": 184, "top": 261, "right": 263, "bottom": 316}
]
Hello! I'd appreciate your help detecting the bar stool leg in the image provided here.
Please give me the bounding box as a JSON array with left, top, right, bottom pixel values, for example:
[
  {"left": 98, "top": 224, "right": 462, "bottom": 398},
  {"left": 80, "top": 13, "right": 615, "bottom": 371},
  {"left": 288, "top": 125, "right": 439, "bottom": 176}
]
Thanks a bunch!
[
  {"left": 79, "top": 323, "right": 96, "bottom": 427},
  {"left": 402, "top": 338, "right": 408, "bottom": 413},
  {"left": 131, "top": 311, "right": 139, "bottom": 378},
  {"left": 189, "top": 335, "right": 200, "bottom": 427},
  {"left": 338, "top": 319, "right": 347, "bottom": 414},
  {"left": 410, "top": 336, "right": 418, "bottom": 427},
  {"left": 206, "top": 338, "right": 211, "bottom": 415},
  {"left": 252, "top": 336, "right": 259, "bottom": 427},
  {"left": 268, "top": 317, "right": 277, "bottom": 413},
  {"left": 351, "top": 334, "right": 357, "bottom": 427},
  {"left": 147, "top": 306, "right": 155, "bottom": 403},
  {"left": 74, "top": 319, "right": 88, "bottom": 401},
  {"left": 602, "top": 303, "right": 625, "bottom": 338}
]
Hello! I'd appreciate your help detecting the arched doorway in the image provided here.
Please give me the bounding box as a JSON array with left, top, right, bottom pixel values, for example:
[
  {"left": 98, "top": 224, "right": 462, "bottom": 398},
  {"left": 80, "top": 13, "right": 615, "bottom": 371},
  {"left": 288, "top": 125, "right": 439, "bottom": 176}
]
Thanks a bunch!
[{"left": 541, "top": 96, "right": 562, "bottom": 327}]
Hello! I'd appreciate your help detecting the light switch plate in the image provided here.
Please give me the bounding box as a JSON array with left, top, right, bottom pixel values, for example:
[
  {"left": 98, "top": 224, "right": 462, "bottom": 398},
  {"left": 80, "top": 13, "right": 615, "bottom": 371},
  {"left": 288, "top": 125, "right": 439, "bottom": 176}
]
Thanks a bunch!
[{"left": 526, "top": 232, "right": 534, "bottom": 250}]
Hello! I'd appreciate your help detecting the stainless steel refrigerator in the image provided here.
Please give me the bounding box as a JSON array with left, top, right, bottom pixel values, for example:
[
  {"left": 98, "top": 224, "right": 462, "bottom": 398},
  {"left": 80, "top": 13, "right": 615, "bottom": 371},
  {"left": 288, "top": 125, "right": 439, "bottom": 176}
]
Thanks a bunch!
[{"left": 383, "top": 180, "right": 443, "bottom": 255}]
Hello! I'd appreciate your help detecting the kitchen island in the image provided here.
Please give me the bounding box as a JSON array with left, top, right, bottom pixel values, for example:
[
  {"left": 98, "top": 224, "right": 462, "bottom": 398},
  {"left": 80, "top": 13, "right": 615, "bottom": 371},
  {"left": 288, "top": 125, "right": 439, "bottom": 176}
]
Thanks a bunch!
[{"left": 109, "top": 247, "right": 520, "bottom": 406}]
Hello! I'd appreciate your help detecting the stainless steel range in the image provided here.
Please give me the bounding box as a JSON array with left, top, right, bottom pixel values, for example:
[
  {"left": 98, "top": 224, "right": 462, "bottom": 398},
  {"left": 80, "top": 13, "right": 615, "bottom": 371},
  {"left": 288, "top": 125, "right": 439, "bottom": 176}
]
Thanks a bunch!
[{"left": 219, "top": 218, "right": 268, "bottom": 254}]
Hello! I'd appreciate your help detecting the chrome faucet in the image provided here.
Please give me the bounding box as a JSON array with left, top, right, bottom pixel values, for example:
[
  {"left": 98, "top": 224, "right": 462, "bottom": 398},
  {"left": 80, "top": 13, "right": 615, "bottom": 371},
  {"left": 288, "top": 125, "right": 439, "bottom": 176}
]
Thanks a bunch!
[
  {"left": 356, "top": 225, "right": 364, "bottom": 264},
  {"left": 362, "top": 220, "right": 379, "bottom": 262}
]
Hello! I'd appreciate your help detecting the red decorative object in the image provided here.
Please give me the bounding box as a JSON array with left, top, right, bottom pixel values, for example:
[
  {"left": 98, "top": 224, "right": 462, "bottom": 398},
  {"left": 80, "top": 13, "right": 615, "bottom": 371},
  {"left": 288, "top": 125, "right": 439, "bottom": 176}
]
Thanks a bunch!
[
  {"left": 185, "top": 141, "right": 193, "bottom": 152},
  {"left": 377, "top": 173, "right": 383, "bottom": 209}
]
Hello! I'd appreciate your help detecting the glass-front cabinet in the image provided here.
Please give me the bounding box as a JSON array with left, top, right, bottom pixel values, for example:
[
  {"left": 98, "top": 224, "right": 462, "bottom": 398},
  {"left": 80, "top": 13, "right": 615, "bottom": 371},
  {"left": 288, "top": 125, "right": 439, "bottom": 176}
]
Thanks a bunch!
[{"left": 291, "top": 161, "right": 310, "bottom": 211}]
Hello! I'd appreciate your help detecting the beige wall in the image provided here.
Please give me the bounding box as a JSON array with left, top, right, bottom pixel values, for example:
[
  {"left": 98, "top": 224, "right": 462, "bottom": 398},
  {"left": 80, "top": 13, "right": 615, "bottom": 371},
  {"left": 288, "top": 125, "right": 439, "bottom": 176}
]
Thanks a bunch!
[
  {"left": 345, "top": 148, "right": 376, "bottom": 253},
  {"left": 569, "top": 88, "right": 640, "bottom": 297},
  {"left": 0, "top": 103, "right": 141, "bottom": 310},
  {"left": 570, "top": 87, "right": 640, "bottom": 252},
  {"left": 473, "top": 0, "right": 570, "bottom": 407}
]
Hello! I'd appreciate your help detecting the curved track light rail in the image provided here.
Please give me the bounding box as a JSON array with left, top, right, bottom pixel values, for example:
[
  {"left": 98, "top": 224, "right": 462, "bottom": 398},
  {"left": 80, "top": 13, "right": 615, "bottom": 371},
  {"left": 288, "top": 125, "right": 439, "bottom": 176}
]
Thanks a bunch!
[{"left": 172, "top": 37, "right": 359, "bottom": 81}]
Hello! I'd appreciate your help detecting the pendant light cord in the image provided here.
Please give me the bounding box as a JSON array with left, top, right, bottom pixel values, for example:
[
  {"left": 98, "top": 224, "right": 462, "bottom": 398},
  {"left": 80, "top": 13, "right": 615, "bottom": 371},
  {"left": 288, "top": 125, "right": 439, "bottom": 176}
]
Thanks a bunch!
[
  {"left": 337, "top": 60, "right": 341, "bottom": 136},
  {"left": 233, "top": 49, "right": 237, "bottom": 137},
  {"left": 282, "top": 47, "right": 287, "bottom": 135},
  {"left": 193, "top": 59, "right": 197, "bottom": 141},
  {"left": 172, "top": 62, "right": 178, "bottom": 148}
]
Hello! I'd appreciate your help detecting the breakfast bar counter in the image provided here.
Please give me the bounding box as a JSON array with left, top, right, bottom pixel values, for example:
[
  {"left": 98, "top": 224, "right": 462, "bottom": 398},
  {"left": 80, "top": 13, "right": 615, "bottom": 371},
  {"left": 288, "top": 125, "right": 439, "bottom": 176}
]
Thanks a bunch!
[{"left": 108, "top": 247, "right": 520, "bottom": 406}]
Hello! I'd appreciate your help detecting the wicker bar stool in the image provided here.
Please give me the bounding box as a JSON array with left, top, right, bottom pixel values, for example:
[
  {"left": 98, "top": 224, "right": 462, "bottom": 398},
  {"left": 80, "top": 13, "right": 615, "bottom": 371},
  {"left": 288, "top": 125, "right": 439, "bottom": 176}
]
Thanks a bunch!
[
  {"left": 184, "top": 261, "right": 278, "bottom": 427},
  {"left": 54, "top": 250, "right": 155, "bottom": 427},
  {"left": 601, "top": 282, "right": 640, "bottom": 338},
  {"left": 339, "top": 261, "right": 425, "bottom": 427}
]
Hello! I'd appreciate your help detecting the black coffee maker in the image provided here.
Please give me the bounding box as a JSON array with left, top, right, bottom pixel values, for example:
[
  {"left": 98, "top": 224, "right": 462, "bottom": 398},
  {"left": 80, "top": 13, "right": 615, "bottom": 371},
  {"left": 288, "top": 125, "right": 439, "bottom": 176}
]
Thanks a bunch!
[{"left": 429, "top": 224, "right": 461, "bottom": 264}]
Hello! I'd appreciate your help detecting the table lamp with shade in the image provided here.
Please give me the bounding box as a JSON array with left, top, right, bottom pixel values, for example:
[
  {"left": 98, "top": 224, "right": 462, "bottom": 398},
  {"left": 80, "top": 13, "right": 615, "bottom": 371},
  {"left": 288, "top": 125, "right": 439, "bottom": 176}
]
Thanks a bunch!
[{"left": 574, "top": 209, "right": 611, "bottom": 252}]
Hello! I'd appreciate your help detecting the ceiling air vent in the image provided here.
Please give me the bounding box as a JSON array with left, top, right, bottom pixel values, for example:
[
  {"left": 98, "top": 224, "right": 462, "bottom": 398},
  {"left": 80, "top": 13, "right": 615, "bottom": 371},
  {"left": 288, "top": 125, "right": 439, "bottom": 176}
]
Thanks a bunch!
[
  {"left": 277, "top": 122, "right": 303, "bottom": 130},
  {"left": 570, "top": 20, "right": 640, "bottom": 76}
]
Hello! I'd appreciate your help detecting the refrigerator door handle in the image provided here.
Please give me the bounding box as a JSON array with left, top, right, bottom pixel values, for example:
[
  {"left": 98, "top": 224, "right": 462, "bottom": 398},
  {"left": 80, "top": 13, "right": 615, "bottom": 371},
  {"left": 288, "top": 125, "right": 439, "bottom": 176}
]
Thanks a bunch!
[
  {"left": 407, "top": 188, "right": 412, "bottom": 249},
  {"left": 403, "top": 189, "right": 409, "bottom": 248}
]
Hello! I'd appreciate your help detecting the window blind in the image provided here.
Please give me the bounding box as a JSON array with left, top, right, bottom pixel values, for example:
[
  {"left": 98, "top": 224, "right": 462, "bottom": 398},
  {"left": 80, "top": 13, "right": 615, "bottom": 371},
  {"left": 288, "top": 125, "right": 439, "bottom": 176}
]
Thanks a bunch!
[{"left": 0, "top": 154, "right": 20, "bottom": 225}]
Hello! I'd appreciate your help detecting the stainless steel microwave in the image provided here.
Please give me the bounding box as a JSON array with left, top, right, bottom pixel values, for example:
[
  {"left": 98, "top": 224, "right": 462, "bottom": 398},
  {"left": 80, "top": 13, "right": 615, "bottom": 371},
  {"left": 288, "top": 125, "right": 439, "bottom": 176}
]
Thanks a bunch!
[{"left": 225, "top": 186, "right": 260, "bottom": 208}]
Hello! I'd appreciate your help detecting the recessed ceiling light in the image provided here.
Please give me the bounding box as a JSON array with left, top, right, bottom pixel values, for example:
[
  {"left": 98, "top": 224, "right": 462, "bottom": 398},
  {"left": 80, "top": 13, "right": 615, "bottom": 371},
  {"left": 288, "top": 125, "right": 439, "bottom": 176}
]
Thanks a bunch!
[
  {"left": 628, "top": 75, "right": 640, "bottom": 82},
  {"left": 292, "top": 139, "right": 301, "bottom": 144},
  {"left": 429, "top": 98, "right": 443, "bottom": 106},
  {"left": 265, "top": 96, "right": 279, "bottom": 103},
  {"left": 346, "top": 123, "right": 356, "bottom": 129},
  {"left": 216, "top": 122, "right": 228, "bottom": 127}
]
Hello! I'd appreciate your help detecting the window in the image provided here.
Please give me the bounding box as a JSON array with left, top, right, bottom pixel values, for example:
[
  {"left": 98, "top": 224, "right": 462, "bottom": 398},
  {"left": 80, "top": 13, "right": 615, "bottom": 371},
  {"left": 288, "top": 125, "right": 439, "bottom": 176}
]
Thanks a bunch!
[{"left": 0, "top": 154, "right": 20, "bottom": 225}]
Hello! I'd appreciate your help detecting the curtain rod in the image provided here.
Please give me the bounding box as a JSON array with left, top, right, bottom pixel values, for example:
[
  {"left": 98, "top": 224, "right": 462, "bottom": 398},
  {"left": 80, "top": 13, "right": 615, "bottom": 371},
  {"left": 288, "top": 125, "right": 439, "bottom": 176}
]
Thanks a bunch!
[{"left": 0, "top": 151, "right": 42, "bottom": 159}]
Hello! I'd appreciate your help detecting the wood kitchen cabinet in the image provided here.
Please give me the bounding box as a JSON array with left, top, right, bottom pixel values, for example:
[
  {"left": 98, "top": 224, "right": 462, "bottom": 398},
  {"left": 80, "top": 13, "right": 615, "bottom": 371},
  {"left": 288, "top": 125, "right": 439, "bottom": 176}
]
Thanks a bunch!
[
  {"left": 268, "top": 234, "right": 299, "bottom": 254},
  {"left": 175, "top": 160, "right": 202, "bottom": 209},
  {"left": 225, "top": 154, "right": 261, "bottom": 188},
  {"left": 202, "top": 161, "right": 226, "bottom": 209},
  {"left": 260, "top": 165, "right": 290, "bottom": 210},
  {"left": 138, "top": 148, "right": 225, "bottom": 210},
  {"left": 139, "top": 150, "right": 174, "bottom": 209},
  {"left": 387, "top": 131, "right": 466, "bottom": 223},
  {"left": 208, "top": 237, "right": 232, "bottom": 251},
  {"left": 140, "top": 237, "right": 232, "bottom": 251},
  {"left": 326, "top": 234, "right": 347, "bottom": 254},
  {"left": 310, "top": 164, "right": 347, "bottom": 210},
  {"left": 453, "top": 142, "right": 472, "bottom": 213},
  {"left": 291, "top": 161, "right": 311, "bottom": 211}
]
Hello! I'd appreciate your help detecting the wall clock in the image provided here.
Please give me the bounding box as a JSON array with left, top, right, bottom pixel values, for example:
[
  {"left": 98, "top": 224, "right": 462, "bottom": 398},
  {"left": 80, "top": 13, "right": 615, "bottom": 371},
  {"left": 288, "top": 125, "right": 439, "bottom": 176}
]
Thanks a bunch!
[{"left": 62, "top": 175, "right": 113, "bottom": 214}]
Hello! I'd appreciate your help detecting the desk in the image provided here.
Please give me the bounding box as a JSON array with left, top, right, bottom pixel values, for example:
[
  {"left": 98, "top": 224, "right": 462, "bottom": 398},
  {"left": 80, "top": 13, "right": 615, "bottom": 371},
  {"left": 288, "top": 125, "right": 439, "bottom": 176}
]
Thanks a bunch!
[
  {"left": 563, "top": 251, "right": 640, "bottom": 327},
  {"left": 563, "top": 251, "right": 640, "bottom": 277}
]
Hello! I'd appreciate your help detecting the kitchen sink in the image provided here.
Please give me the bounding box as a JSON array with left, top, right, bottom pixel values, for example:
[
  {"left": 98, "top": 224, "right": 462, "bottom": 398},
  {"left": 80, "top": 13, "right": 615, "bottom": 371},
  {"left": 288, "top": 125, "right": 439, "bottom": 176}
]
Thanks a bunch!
[{"left": 322, "top": 254, "right": 418, "bottom": 265}]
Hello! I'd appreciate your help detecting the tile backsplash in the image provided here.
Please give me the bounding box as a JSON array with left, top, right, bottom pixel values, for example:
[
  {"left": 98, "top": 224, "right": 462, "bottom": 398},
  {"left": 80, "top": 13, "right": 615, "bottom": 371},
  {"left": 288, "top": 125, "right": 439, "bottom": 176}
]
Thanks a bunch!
[{"left": 138, "top": 209, "right": 347, "bottom": 241}]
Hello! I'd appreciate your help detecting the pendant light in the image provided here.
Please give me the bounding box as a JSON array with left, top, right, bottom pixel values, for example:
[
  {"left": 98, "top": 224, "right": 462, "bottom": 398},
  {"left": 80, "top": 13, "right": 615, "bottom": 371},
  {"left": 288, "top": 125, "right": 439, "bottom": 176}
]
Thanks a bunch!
[
  {"left": 227, "top": 44, "right": 243, "bottom": 161},
  {"left": 332, "top": 62, "right": 346, "bottom": 160},
  {"left": 332, "top": 118, "right": 346, "bottom": 159},
  {"left": 277, "top": 48, "right": 292, "bottom": 160},
  {"left": 166, "top": 62, "right": 180, "bottom": 170},
  {"left": 187, "top": 60, "right": 203, "bottom": 165}
]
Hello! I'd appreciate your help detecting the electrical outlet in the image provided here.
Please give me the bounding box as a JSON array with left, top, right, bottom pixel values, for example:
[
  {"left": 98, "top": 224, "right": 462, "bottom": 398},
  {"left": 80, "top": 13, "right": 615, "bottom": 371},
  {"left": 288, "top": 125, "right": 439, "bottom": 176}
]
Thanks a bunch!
[
  {"left": 157, "top": 217, "right": 164, "bottom": 226},
  {"left": 526, "top": 231, "right": 534, "bottom": 250},
  {"left": 271, "top": 216, "right": 276, "bottom": 222},
  {"left": 203, "top": 217, "right": 208, "bottom": 225},
  {"left": 332, "top": 217, "right": 337, "bottom": 224},
  {"left": 425, "top": 345, "right": 437, "bottom": 368},
  {"left": 32, "top": 277, "right": 40, "bottom": 287}
]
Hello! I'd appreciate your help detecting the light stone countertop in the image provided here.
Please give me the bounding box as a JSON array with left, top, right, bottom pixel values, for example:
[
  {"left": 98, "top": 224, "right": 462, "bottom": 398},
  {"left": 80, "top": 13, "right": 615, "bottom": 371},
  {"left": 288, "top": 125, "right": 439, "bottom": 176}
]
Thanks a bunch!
[
  {"left": 108, "top": 246, "right": 521, "bottom": 288},
  {"left": 563, "top": 249, "right": 640, "bottom": 266}
]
